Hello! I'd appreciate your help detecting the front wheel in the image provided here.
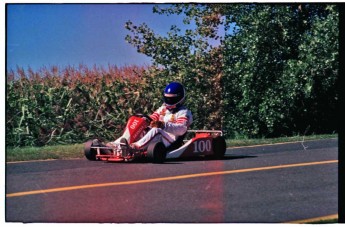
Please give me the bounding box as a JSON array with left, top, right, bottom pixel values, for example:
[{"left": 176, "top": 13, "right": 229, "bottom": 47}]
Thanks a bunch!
[
  {"left": 147, "top": 142, "right": 166, "bottom": 163},
  {"left": 212, "top": 136, "right": 226, "bottom": 159},
  {"left": 84, "top": 139, "right": 112, "bottom": 161},
  {"left": 84, "top": 140, "right": 97, "bottom": 161}
]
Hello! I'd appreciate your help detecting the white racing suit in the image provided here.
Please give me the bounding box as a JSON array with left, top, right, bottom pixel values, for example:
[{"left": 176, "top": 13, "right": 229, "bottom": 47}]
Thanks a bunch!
[{"left": 132, "top": 105, "right": 193, "bottom": 150}]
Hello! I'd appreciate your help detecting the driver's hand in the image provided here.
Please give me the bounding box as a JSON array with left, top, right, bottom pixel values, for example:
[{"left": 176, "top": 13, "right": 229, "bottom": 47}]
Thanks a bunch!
[{"left": 150, "top": 120, "right": 164, "bottom": 129}]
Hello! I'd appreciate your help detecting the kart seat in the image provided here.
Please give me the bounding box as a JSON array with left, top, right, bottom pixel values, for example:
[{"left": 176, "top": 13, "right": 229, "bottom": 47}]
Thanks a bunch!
[{"left": 166, "top": 132, "right": 187, "bottom": 152}]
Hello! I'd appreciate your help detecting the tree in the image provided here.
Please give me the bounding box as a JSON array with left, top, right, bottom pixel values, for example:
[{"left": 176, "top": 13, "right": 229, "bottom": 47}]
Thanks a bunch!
[
  {"left": 223, "top": 4, "right": 338, "bottom": 137},
  {"left": 125, "top": 4, "right": 226, "bottom": 130},
  {"left": 125, "top": 3, "right": 339, "bottom": 137}
]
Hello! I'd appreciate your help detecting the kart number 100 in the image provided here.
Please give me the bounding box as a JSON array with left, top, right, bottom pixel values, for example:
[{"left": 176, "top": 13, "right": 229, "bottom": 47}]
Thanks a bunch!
[{"left": 193, "top": 140, "right": 212, "bottom": 153}]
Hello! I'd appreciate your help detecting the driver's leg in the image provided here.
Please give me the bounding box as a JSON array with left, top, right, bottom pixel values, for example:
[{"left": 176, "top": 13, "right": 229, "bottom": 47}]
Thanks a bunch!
[{"left": 132, "top": 128, "right": 176, "bottom": 150}]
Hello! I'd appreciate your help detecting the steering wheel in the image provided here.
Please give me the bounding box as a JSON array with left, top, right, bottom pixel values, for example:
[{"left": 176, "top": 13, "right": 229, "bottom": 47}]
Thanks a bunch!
[{"left": 133, "top": 113, "right": 153, "bottom": 122}]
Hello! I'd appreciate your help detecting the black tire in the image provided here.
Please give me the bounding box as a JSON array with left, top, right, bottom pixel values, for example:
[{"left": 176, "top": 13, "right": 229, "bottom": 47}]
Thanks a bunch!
[
  {"left": 147, "top": 142, "right": 166, "bottom": 163},
  {"left": 84, "top": 140, "right": 97, "bottom": 161},
  {"left": 212, "top": 136, "right": 226, "bottom": 159}
]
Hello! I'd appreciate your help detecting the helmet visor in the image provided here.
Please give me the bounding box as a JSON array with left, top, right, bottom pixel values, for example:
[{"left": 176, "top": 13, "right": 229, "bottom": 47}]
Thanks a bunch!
[{"left": 164, "top": 94, "right": 180, "bottom": 105}]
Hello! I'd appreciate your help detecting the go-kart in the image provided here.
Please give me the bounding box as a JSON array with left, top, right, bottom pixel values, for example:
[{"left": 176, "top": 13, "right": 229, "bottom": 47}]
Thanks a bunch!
[{"left": 84, "top": 114, "right": 226, "bottom": 163}]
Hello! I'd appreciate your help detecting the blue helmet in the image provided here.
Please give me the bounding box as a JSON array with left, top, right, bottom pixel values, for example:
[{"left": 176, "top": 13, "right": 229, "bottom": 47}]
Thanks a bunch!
[{"left": 163, "top": 82, "right": 186, "bottom": 109}]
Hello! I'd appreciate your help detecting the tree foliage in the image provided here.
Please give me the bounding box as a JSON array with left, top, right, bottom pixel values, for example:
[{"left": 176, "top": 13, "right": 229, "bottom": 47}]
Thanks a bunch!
[
  {"left": 125, "top": 3, "right": 339, "bottom": 138},
  {"left": 223, "top": 4, "right": 338, "bottom": 137},
  {"left": 125, "top": 4, "right": 226, "bottom": 130}
]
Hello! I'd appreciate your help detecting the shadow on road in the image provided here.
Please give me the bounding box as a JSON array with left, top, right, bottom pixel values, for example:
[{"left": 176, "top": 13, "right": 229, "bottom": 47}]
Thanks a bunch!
[
  {"left": 161, "top": 154, "right": 257, "bottom": 164},
  {"left": 224, "top": 155, "right": 257, "bottom": 160},
  {"left": 105, "top": 154, "right": 257, "bottom": 164}
]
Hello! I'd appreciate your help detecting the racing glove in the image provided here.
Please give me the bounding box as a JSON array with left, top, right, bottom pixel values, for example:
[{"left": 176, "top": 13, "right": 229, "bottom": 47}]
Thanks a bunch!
[{"left": 150, "top": 120, "right": 165, "bottom": 129}]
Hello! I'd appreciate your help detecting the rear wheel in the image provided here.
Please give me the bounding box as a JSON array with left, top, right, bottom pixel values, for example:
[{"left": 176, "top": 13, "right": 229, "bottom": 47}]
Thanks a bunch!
[
  {"left": 147, "top": 142, "right": 166, "bottom": 163},
  {"left": 212, "top": 136, "right": 226, "bottom": 159}
]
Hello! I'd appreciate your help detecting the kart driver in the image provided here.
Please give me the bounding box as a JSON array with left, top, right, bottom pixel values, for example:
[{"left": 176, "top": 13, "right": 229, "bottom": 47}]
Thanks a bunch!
[{"left": 120, "top": 82, "right": 193, "bottom": 153}]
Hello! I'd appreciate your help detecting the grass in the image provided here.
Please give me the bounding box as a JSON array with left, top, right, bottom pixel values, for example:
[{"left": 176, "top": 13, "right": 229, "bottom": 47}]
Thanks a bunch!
[
  {"left": 6, "top": 144, "right": 85, "bottom": 162},
  {"left": 226, "top": 133, "right": 337, "bottom": 147},
  {"left": 6, "top": 134, "right": 337, "bottom": 162}
]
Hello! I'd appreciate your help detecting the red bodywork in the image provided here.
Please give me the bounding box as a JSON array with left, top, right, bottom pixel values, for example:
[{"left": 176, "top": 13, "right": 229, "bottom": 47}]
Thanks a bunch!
[
  {"left": 164, "top": 132, "right": 216, "bottom": 159},
  {"left": 125, "top": 115, "right": 149, "bottom": 144}
]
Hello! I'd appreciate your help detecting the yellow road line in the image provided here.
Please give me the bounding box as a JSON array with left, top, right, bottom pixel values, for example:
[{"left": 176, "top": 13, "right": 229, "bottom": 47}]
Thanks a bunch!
[
  {"left": 6, "top": 160, "right": 338, "bottom": 198},
  {"left": 286, "top": 213, "right": 338, "bottom": 223}
]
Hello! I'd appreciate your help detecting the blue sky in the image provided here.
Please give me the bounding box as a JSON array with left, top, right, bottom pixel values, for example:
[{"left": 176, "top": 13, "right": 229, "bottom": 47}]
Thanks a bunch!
[{"left": 6, "top": 4, "right": 195, "bottom": 71}]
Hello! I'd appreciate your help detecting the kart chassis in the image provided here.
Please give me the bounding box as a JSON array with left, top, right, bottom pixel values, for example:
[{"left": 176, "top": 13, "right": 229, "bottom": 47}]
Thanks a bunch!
[{"left": 85, "top": 129, "right": 225, "bottom": 163}]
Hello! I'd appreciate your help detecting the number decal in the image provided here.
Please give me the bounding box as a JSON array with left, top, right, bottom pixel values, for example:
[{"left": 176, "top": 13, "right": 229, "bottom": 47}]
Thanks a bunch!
[
  {"left": 130, "top": 119, "right": 139, "bottom": 129},
  {"left": 193, "top": 140, "right": 212, "bottom": 153}
]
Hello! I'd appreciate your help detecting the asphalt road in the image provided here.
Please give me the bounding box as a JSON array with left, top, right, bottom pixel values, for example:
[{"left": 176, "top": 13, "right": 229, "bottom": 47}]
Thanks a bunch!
[{"left": 6, "top": 138, "right": 338, "bottom": 223}]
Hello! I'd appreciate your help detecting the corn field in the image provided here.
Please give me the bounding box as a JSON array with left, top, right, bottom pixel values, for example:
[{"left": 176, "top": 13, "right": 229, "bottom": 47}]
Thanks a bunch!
[{"left": 6, "top": 65, "right": 175, "bottom": 147}]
